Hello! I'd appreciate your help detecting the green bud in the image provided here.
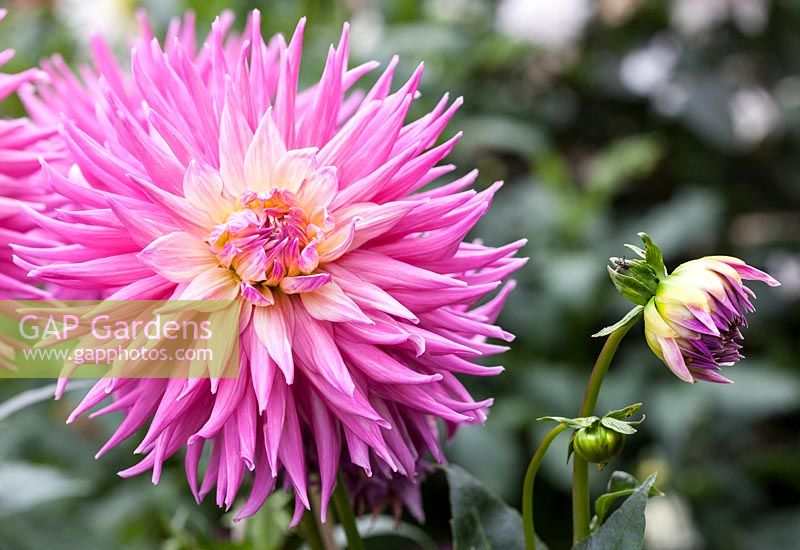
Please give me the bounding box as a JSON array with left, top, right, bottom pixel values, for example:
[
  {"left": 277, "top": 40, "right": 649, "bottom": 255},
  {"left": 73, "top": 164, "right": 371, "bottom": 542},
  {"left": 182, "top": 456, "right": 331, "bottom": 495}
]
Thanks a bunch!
[
  {"left": 573, "top": 425, "right": 626, "bottom": 467},
  {"left": 540, "top": 403, "right": 645, "bottom": 469}
]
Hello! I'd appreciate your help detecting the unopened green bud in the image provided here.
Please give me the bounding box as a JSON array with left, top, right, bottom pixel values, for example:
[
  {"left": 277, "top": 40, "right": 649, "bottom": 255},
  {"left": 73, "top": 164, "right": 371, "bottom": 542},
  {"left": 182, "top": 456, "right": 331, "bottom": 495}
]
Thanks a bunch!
[
  {"left": 573, "top": 425, "right": 626, "bottom": 466},
  {"left": 539, "top": 403, "right": 645, "bottom": 470}
]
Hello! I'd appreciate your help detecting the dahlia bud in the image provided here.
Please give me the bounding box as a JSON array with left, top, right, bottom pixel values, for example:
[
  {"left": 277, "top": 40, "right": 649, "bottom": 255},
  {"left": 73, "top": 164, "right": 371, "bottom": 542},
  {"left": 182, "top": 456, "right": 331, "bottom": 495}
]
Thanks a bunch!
[
  {"left": 605, "top": 233, "right": 780, "bottom": 384},
  {"left": 540, "top": 403, "right": 644, "bottom": 470},
  {"left": 572, "top": 425, "right": 626, "bottom": 466}
]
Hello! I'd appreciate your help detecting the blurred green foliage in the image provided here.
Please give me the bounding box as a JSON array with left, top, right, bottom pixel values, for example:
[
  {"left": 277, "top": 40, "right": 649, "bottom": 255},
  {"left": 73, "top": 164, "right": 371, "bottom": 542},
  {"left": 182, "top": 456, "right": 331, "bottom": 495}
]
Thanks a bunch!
[{"left": 1, "top": 0, "right": 798, "bottom": 549}]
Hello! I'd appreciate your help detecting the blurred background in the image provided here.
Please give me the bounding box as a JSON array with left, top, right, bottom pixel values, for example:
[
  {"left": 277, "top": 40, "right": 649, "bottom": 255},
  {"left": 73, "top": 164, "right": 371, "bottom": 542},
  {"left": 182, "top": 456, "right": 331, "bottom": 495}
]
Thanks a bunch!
[{"left": 1, "top": 0, "right": 798, "bottom": 549}]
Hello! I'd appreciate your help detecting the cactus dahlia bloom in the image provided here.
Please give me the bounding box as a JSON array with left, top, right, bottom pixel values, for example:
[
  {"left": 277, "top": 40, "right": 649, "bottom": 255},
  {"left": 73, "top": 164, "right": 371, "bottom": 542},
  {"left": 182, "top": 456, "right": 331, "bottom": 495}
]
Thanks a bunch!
[
  {"left": 0, "top": 9, "right": 63, "bottom": 299},
  {"left": 643, "top": 256, "right": 779, "bottom": 384},
  {"left": 14, "top": 11, "right": 525, "bottom": 521}
]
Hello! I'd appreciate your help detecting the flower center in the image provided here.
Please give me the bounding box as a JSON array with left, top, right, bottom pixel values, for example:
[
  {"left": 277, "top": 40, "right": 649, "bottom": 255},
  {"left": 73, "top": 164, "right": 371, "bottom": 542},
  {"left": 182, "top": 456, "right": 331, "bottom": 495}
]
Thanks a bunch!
[{"left": 207, "top": 187, "right": 333, "bottom": 303}]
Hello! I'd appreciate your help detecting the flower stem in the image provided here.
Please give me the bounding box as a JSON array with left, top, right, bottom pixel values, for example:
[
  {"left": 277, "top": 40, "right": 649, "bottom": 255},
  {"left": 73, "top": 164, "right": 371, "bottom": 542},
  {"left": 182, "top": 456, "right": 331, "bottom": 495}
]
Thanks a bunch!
[
  {"left": 523, "top": 423, "right": 569, "bottom": 550},
  {"left": 299, "top": 507, "right": 326, "bottom": 550},
  {"left": 333, "top": 471, "right": 365, "bottom": 550},
  {"left": 571, "top": 320, "right": 637, "bottom": 543}
]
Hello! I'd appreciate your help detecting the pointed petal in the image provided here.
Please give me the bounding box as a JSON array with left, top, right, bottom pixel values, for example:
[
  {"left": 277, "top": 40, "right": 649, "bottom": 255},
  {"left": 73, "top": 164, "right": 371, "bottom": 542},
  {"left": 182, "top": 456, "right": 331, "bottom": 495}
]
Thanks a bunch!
[
  {"left": 253, "top": 294, "right": 295, "bottom": 383},
  {"left": 184, "top": 160, "right": 236, "bottom": 223},
  {"left": 300, "top": 281, "right": 373, "bottom": 324},
  {"left": 658, "top": 336, "right": 695, "bottom": 383}
]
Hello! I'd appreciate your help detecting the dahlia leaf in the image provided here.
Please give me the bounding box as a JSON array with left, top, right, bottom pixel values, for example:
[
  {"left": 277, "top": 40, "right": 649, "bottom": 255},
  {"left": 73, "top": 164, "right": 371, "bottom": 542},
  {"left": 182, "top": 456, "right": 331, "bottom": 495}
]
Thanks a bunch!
[
  {"left": 592, "top": 305, "right": 644, "bottom": 338},
  {"left": 348, "top": 516, "right": 438, "bottom": 550},
  {"left": 589, "top": 472, "right": 664, "bottom": 532},
  {"left": 573, "top": 473, "right": 658, "bottom": 550},
  {"left": 446, "top": 464, "right": 548, "bottom": 550}
]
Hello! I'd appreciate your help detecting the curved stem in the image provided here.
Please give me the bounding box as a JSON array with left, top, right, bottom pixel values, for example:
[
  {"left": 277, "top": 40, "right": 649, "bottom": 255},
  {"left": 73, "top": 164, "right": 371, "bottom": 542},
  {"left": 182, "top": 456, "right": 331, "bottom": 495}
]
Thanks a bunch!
[
  {"left": 333, "top": 471, "right": 365, "bottom": 550},
  {"left": 523, "top": 423, "right": 569, "bottom": 550},
  {"left": 571, "top": 321, "right": 636, "bottom": 543}
]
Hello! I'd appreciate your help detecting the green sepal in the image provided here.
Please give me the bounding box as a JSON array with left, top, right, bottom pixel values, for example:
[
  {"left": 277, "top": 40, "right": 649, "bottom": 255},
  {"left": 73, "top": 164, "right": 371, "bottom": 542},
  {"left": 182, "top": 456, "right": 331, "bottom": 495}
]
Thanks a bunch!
[
  {"left": 600, "top": 402, "right": 645, "bottom": 435},
  {"left": 600, "top": 417, "right": 640, "bottom": 435},
  {"left": 589, "top": 471, "right": 664, "bottom": 531},
  {"left": 607, "top": 266, "right": 657, "bottom": 306},
  {"left": 639, "top": 232, "right": 668, "bottom": 279},
  {"left": 537, "top": 415, "right": 599, "bottom": 430},
  {"left": 592, "top": 305, "right": 644, "bottom": 338},
  {"left": 541, "top": 404, "right": 644, "bottom": 465},
  {"left": 623, "top": 244, "right": 646, "bottom": 258},
  {"left": 604, "top": 403, "right": 642, "bottom": 420},
  {"left": 567, "top": 431, "right": 576, "bottom": 463},
  {"left": 605, "top": 233, "right": 668, "bottom": 307}
]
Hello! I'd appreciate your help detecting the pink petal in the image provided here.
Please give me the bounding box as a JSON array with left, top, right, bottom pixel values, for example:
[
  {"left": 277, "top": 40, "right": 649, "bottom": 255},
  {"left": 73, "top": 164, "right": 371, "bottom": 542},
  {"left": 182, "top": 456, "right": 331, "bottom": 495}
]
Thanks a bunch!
[
  {"left": 243, "top": 107, "right": 287, "bottom": 190},
  {"left": 299, "top": 280, "right": 373, "bottom": 324},
  {"left": 253, "top": 294, "right": 295, "bottom": 383},
  {"left": 183, "top": 160, "right": 235, "bottom": 223},
  {"left": 279, "top": 273, "right": 331, "bottom": 294},
  {"left": 657, "top": 336, "right": 695, "bottom": 383},
  {"left": 139, "top": 231, "right": 216, "bottom": 283}
]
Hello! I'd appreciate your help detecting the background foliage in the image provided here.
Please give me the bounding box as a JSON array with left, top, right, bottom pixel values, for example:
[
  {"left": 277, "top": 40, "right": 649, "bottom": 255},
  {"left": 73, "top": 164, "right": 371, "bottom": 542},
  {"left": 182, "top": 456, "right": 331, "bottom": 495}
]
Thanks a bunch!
[{"left": 1, "top": 1, "right": 798, "bottom": 549}]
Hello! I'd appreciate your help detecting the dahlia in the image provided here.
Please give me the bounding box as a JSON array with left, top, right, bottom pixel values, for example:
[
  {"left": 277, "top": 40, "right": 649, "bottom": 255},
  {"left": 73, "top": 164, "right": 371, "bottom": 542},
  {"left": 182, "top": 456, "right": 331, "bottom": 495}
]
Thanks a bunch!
[
  {"left": 607, "top": 234, "right": 779, "bottom": 384},
  {"left": 643, "top": 256, "right": 779, "bottom": 383},
  {"left": 15, "top": 10, "right": 525, "bottom": 522},
  {"left": 0, "top": 8, "right": 62, "bottom": 299}
]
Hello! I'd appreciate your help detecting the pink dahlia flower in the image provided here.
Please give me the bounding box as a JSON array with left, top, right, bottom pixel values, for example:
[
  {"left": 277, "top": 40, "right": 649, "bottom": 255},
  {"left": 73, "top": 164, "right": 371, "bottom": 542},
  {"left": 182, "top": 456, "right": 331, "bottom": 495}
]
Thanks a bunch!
[
  {"left": 0, "top": 8, "right": 64, "bottom": 299},
  {"left": 16, "top": 11, "right": 526, "bottom": 522}
]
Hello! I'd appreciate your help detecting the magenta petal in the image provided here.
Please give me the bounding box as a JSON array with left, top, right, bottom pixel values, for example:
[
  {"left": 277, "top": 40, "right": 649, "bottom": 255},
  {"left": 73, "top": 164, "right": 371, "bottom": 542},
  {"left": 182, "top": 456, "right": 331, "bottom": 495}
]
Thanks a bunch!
[{"left": 658, "top": 336, "right": 695, "bottom": 383}]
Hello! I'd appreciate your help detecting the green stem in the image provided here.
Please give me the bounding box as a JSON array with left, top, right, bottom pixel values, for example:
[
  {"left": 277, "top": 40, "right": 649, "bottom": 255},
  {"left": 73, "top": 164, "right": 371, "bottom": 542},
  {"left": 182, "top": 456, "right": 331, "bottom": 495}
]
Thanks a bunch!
[
  {"left": 333, "top": 471, "right": 365, "bottom": 550},
  {"left": 523, "top": 423, "right": 569, "bottom": 550},
  {"left": 299, "top": 507, "right": 326, "bottom": 550},
  {"left": 571, "top": 321, "right": 636, "bottom": 543}
]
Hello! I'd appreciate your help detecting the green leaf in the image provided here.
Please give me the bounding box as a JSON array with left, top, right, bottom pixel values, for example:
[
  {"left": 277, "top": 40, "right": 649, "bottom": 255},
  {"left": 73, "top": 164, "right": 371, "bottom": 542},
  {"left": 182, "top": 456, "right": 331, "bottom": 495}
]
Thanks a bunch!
[
  {"left": 574, "top": 473, "right": 658, "bottom": 550},
  {"left": 591, "top": 472, "right": 665, "bottom": 529},
  {"left": 351, "top": 516, "right": 439, "bottom": 550},
  {"left": 592, "top": 306, "right": 644, "bottom": 338},
  {"left": 445, "top": 464, "right": 548, "bottom": 550},
  {"left": 606, "top": 471, "right": 640, "bottom": 493},
  {"left": 638, "top": 233, "right": 667, "bottom": 280},
  {"left": 600, "top": 417, "right": 639, "bottom": 435},
  {"left": 592, "top": 489, "right": 638, "bottom": 529}
]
